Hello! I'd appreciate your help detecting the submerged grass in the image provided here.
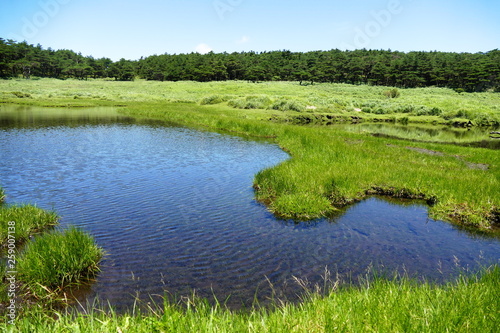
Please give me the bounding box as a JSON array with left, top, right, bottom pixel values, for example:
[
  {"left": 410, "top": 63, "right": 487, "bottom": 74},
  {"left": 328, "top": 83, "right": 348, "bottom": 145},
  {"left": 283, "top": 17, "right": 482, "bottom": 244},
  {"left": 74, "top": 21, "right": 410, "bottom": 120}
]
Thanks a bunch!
[
  {"left": 0, "top": 205, "right": 59, "bottom": 247},
  {"left": 2, "top": 266, "right": 498, "bottom": 332},
  {"left": 15, "top": 226, "right": 104, "bottom": 300}
]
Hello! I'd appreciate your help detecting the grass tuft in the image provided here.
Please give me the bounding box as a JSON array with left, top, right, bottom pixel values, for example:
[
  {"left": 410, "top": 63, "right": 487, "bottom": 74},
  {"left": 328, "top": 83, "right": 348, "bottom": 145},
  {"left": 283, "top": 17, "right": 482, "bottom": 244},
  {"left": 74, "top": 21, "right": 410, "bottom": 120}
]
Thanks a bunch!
[
  {"left": 16, "top": 226, "right": 104, "bottom": 299},
  {"left": 0, "top": 205, "right": 59, "bottom": 247}
]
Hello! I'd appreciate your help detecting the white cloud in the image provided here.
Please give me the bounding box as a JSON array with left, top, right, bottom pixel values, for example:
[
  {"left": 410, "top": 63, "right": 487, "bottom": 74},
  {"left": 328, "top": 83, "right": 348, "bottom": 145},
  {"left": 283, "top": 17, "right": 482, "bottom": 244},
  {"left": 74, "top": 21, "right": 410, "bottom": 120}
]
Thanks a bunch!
[
  {"left": 195, "top": 43, "right": 212, "bottom": 54},
  {"left": 236, "top": 35, "right": 250, "bottom": 44}
]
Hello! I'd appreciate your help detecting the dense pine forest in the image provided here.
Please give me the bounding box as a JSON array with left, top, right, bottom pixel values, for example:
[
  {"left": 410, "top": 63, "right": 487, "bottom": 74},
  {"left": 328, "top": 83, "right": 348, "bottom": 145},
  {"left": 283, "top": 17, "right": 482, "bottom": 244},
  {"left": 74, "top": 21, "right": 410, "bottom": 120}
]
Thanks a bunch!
[{"left": 1, "top": 38, "right": 499, "bottom": 92}]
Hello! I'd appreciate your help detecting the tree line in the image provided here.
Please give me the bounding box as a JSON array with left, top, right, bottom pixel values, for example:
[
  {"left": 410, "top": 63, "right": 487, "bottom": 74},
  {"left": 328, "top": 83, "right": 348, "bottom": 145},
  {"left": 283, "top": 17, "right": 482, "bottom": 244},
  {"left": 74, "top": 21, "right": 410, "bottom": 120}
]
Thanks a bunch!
[{"left": 1, "top": 38, "right": 499, "bottom": 92}]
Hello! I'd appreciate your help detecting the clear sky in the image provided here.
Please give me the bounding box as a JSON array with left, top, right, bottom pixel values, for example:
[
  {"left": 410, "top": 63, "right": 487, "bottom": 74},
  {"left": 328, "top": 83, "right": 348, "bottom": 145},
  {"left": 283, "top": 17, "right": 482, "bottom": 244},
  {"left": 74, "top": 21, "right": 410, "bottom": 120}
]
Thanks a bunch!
[{"left": 0, "top": 0, "right": 499, "bottom": 61}]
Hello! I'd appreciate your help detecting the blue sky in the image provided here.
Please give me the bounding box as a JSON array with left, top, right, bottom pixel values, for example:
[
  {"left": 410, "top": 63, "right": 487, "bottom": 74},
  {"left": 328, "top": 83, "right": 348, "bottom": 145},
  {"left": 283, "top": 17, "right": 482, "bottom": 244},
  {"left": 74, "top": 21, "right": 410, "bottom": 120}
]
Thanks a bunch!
[{"left": 1, "top": 0, "right": 499, "bottom": 60}]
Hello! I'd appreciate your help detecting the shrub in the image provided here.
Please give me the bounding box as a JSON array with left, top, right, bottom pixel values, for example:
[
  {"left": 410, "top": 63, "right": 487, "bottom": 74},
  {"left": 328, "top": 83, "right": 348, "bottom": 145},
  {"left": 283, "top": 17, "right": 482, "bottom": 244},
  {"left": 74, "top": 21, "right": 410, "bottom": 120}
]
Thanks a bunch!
[
  {"left": 393, "top": 105, "right": 415, "bottom": 113},
  {"left": 269, "top": 99, "right": 305, "bottom": 112},
  {"left": 456, "top": 109, "right": 472, "bottom": 119},
  {"left": 373, "top": 107, "right": 392, "bottom": 114},
  {"left": 199, "top": 94, "right": 226, "bottom": 105},
  {"left": 245, "top": 95, "right": 272, "bottom": 104},
  {"left": 227, "top": 98, "right": 246, "bottom": 109},
  {"left": 429, "top": 107, "right": 443, "bottom": 116},
  {"left": 399, "top": 116, "right": 409, "bottom": 125},
  {"left": 10, "top": 91, "right": 32, "bottom": 98},
  {"left": 383, "top": 88, "right": 400, "bottom": 98},
  {"left": 473, "top": 114, "right": 500, "bottom": 126},
  {"left": 227, "top": 95, "right": 271, "bottom": 109}
]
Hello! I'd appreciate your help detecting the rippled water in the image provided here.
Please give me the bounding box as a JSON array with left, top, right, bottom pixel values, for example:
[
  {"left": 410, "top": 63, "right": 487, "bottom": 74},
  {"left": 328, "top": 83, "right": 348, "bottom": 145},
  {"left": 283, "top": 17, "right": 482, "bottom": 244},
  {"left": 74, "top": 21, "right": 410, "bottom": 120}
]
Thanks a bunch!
[{"left": 1, "top": 105, "right": 499, "bottom": 310}]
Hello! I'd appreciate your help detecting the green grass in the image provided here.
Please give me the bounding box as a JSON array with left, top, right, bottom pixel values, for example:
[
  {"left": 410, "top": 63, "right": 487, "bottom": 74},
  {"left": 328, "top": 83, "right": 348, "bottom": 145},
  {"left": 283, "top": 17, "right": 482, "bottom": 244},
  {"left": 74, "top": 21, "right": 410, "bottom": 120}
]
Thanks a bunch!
[
  {"left": 0, "top": 205, "right": 59, "bottom": 246},
  {"left": 15, "top": 226, "right": 104, "bottom": 300},
  {"left": 337, "top": 123, "right": 499, "bottom": 146},
  {"left": 0, "top": 189, "right": 103, "bottom": 310},
  {"left": 0, "top": 78, "right": 499, "bottom": 331},
  {"left": 2, "top": 78, "right": 497, "bottom": 230},
  {"left": 1, "top": 78, "right": 499, "bottom": 125},
  {"left": 2, "top": 266, "right": 498, "bottom": 332},
  {"left": 120, "top": 102, "right": 499, "bottom": 230}
]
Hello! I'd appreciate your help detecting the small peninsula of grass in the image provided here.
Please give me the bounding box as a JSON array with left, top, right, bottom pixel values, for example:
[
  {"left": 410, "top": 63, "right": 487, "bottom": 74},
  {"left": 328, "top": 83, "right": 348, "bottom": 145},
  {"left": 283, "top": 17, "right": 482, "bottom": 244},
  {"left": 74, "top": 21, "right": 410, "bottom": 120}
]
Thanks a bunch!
[
  {"left": 0, "top": 188, "right": 103, "bottom": 311},
  {"left": 1, "top": 78, "right": 499, "bottom": 232}
]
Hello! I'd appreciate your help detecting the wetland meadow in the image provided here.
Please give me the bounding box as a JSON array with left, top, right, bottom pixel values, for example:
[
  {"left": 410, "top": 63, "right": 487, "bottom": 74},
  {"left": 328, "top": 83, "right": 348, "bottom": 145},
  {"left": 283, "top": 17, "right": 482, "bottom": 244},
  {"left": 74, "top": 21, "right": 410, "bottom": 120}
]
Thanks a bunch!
[{"left": 1, "top": 78, "right": 499, "bottom": 332}]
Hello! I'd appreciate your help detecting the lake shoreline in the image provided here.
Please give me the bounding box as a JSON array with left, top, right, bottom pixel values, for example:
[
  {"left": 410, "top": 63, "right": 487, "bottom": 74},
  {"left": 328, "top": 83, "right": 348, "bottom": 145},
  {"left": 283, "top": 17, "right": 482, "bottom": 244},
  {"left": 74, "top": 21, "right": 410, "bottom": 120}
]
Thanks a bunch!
[
  {"left": 0, "top": 80, "right": 499, "bottom": 331},
  {"left": 1, "top": 79, "right": 499, "bottom": 232}
]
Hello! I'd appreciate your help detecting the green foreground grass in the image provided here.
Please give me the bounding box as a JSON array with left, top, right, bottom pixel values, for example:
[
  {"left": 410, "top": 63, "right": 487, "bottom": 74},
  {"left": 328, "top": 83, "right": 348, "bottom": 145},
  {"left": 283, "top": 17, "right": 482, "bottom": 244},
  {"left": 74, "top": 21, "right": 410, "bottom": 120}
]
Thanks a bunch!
[
  {"left": 15, "top": 226, "right": 103, "bottom": 300},
  {"left": 2, "top": 266, "right": 499, "bottom": 332},
  {"left": 120, "top": 101, "right": 499, "bottom": 230}
]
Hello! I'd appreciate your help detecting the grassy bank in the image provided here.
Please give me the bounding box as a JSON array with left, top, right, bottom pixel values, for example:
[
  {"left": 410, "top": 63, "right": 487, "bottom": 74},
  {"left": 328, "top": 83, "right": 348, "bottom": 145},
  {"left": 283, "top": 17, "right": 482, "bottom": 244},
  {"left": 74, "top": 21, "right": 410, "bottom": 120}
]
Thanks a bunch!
[
  {"left": 15, "top": 226, "right": 103, "bottom": 300},
  {"left": 1, "top": 78, "right": 499, "bottom": 231},
  {"left": 1, "top": 226, "right": 103, "bottom": 300},
  {"left": 2, "top": 266, "right": 498, "bottom": 332},
  {"left": 120, "top": 101, "right": 499, "bottom": 230},
  {"left": 1, "top": 78, "right": 499, "bottom": 126},
  {"left": 0, "top": 205, "right": 58, "bottom": 246}
]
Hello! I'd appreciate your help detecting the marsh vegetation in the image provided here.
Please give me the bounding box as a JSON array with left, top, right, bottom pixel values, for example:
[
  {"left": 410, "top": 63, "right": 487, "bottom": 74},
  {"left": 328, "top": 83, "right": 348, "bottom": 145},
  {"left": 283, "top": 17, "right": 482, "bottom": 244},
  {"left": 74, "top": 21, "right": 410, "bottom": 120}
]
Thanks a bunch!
[
  {"left": 1, "top": 78, "right": 498, "bottom": 331},
  {"left": 3, "top": 266, "right": 500, "bottom": 332}
]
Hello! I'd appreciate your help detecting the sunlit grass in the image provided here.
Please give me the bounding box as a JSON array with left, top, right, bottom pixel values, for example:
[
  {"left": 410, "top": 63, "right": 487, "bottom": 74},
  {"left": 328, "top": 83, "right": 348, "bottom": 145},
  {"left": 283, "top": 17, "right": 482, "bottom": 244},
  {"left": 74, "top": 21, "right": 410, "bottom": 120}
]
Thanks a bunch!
[
  {"left": 1, "top": 79, "right": 498, "bottom": 230},
  {"left": 0, "top": 78, "right": 499, "bottom": 331},
  {"left": 16, "top": 226, "right": 104, "bottom": 300},
  {"left": 1, "top": 79, "right": 499, "bottom": 125},
  {"left": 3, "top": 266, "right": 498, "bottom": 332},
  {"left": 0, "top": 205, "right": 59, "bottom": 246},
  {"left": 122, "top": 101, "right": 499, "bottom": 231}
]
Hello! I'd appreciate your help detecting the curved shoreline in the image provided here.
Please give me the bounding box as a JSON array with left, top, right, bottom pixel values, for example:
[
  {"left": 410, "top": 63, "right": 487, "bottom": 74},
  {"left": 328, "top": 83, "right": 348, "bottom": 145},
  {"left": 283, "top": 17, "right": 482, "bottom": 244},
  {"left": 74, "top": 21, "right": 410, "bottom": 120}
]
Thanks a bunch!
[
  {"left": 116, "top": 102, "right": 499, "bottom": 233},
  {"left": 1, "top": 79, "right": 498, "bottom": 233}
]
